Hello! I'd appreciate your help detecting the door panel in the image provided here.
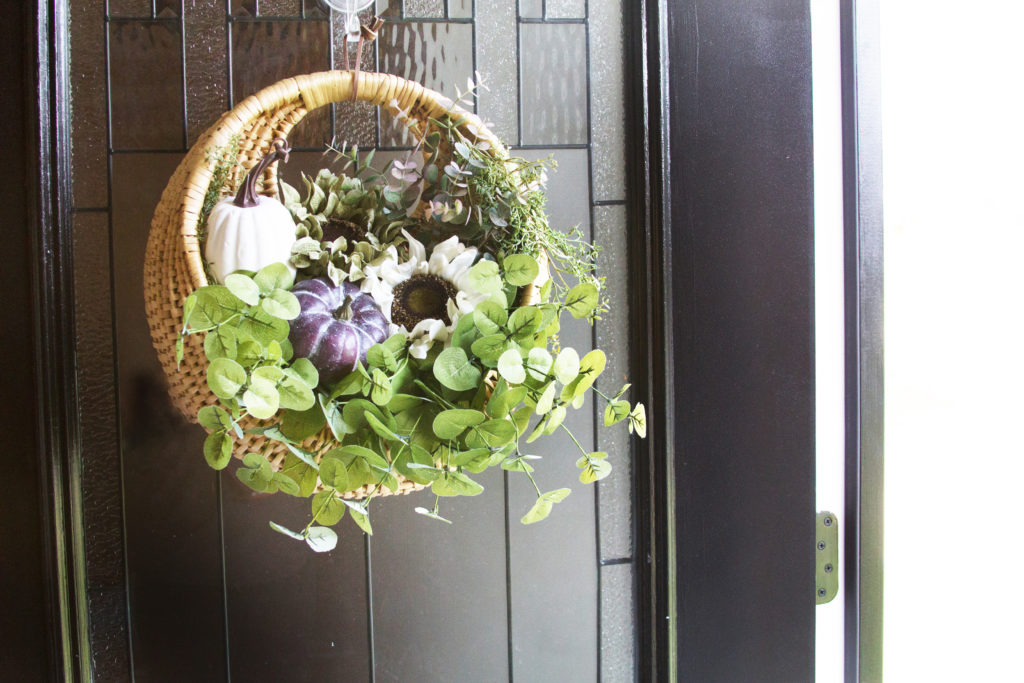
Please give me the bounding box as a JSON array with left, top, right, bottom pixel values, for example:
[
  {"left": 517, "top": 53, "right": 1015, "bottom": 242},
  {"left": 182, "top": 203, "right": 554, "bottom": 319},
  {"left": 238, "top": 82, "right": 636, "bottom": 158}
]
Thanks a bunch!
[{"left": 69, "top": 1, "right": 640, "bottom": 680}]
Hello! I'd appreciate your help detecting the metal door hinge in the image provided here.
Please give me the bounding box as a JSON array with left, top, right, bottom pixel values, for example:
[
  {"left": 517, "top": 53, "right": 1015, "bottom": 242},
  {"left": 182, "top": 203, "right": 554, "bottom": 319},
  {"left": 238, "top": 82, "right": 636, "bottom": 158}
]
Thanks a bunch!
[{"left": 815, "top": 511, "right": 838, "bottom": 604}]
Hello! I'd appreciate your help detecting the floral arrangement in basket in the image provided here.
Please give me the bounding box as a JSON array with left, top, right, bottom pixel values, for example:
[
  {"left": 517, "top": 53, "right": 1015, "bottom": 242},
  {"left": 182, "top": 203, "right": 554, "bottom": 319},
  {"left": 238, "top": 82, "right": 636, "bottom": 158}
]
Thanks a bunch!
[{"left": 171, "top": 78, "right": 646, "bottom": 552}]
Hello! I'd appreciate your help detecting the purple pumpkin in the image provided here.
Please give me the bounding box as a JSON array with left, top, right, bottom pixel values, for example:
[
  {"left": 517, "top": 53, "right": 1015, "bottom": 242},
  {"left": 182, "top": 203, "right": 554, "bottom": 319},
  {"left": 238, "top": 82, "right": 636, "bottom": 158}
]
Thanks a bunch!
[{"left": 289, "top": 278, "right": 389, "bottom": 386}]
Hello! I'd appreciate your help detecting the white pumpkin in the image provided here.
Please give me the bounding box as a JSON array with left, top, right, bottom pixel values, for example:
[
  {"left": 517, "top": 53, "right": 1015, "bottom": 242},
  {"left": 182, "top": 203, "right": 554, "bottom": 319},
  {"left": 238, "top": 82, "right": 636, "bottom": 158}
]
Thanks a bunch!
[{"left": 204, "top": 139, "right": 298, "bottom": 284}]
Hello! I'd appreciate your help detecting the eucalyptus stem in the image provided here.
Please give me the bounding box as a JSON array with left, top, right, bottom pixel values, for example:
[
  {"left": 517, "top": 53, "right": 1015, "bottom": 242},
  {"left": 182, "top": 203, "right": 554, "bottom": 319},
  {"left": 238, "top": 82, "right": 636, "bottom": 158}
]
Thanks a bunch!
[
  {"left": 560, "top": 423, "right": 590, "bottom": 457},
  {"left": 523, "top": 468, "right": 542, "bottom": 497}
]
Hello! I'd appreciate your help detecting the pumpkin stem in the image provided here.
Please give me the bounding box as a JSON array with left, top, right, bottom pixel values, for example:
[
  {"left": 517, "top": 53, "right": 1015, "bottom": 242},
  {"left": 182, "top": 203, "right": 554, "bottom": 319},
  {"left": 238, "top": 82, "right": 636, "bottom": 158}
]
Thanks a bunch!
[
  {"left": 333, "top": 294, "right": 356, "bottom": 321},
  {"left": 233, "top": 138, "right": 291, "bottom": 208}
]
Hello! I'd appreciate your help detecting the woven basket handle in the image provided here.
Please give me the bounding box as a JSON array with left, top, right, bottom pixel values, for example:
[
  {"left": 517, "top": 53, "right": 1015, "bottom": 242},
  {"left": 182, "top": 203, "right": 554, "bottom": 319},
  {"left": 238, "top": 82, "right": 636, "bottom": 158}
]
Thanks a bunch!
[{"left": 181, "top": 70, "right": 507, "bottom": 289}]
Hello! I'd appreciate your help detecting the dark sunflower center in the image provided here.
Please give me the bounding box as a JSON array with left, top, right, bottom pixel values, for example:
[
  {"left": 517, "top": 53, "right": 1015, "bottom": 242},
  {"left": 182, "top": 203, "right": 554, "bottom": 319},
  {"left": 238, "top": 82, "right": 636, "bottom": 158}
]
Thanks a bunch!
[
  {"left": 322, "top": 218, "right": 367, "bottom": 246},
  {"left": 391, "top": 274, "right": 457, "bottom": 329}
]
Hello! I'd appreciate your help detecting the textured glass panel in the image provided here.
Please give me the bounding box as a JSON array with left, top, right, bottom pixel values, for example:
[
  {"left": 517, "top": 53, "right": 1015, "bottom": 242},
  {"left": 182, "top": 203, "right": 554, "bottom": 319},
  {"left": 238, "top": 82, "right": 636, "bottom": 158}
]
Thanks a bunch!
[
  {"left": 155, "top": 0, "right": 180, "bottom": 19},
  {"left": 74, "top": 210, "right": 131, "bottom": 681},
  {"left": 448, "top": 0, "right": 472, "bottom": 19},
  {"left": 546, "top": 0, "right": 587, "bottom": 19},
  {"left": 404, "top": 0, "right": 444, "bottom": 18},
  {"left": 232, "top": 20, "right": 331, "bottom": 148},
  {"left": 519, "top": 148, "right": 590, "bottom": 230},
  {"left": 600, "top": 563, "right": 636, "bottom": 683},
  {"left": 329, "top": 7, "right": 378, "bottom": 147},
  {"left": 590, "top": 0, "right": 625, "bottom": 201},
  {"left": 222, "top": 488, "right": 371, "bottom": 680},
  {"left": 302, "top": 0, "right": 328, "bottom": 18},
  {"left": 109, "top": 21, "right": 184, "bottom": 150},
  {"left": 594, "top": 204, "right": 633, "bottom": 559},
  {"left": 108, "top": 0, "right": 152, "bottom": 17},
  {"left": 231, "top": 0, "right": 257, "bottom": 16},
  {"left": 371, "top": 471, "right": 508, "bottom": 682},
  {"left": 475, "top": 1, "right": 518, "bottom": 144},
  {"left": 259, "top": 0, "right": 301, "bottom": 16},
  {"left": 184, "top": 1, "right": 228, "bottom": 146},
  {"left": 378, "top": 21, "right": 474, "bottom": 147},
  {"left": 69, "top": 0, "right": 108, "bottom": 207},
  {"left": 112, "top": 153, "right": 228, "bottom": 678},
  {"left": 520, "top": 23, "right": 588, "bottom": 145},
  {"left": 519, "top": 0, "right": 542, "bottom": 18},
  {"left": 508, "top": 148, "right": 596, "bottom": 682},
  {"left": 331, "top": 7, "right": 378, "bottom": 148}
]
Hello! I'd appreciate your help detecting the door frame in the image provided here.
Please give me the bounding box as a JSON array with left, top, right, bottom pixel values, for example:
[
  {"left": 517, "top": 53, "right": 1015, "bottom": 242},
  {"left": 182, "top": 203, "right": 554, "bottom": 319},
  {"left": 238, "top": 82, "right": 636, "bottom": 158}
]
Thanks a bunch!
[{"left": 632, "top": 0, "right": 885, "bottom": 680}]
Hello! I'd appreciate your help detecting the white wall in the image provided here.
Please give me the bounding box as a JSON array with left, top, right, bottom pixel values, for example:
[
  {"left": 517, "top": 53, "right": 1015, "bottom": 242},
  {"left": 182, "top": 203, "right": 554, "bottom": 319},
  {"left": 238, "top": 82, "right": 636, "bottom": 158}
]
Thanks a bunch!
[{"left": 882, "top": 2, "right": 1024, "bottom": 680}]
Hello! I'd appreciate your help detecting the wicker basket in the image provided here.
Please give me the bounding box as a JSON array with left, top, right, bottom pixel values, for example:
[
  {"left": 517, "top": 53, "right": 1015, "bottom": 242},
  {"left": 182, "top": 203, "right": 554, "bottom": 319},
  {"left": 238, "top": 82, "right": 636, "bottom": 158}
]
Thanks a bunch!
[{"left": 143, "top": 70, "right": 539, "bottom": 500}]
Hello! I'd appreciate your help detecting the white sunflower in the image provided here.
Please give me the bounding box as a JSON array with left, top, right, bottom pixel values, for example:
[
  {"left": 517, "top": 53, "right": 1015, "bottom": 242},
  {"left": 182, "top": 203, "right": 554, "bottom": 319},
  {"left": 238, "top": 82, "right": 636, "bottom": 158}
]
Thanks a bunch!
[{"left": 361, "top": 229, "right": 491, "bottom": 359}]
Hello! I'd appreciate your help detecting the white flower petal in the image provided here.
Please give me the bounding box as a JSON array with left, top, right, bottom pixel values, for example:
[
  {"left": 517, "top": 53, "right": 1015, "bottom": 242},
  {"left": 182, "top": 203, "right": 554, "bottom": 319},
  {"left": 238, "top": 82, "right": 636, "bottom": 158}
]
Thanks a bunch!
[
  {"left": 401, "top": 229, "right": 427, "bottom": 263},
  {"left": 443, "top": 248, "right": 478, "bottom": 281}
]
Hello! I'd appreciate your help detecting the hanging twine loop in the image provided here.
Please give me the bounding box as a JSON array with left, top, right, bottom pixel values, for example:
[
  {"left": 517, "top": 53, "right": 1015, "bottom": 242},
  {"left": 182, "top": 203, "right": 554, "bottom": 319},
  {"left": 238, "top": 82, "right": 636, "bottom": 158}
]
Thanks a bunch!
[{"left": 342, "top": 16, "right": 384, "bottom": 101}]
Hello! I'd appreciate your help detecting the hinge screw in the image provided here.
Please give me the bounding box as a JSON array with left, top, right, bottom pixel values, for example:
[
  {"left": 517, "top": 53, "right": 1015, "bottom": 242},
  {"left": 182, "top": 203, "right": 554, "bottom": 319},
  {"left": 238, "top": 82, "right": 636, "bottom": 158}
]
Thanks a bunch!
[
  {"left": 824, "top": 516, "right": 833, "bottom": 527},
  {"left": 824, "top": 563, "right": 834, "bottom": 573},
  {"left": 817, "top": 541, "right": 826, "bottom": 551},
  {"left": 817, "top": 587, "right": 827, "bottom": 598}
]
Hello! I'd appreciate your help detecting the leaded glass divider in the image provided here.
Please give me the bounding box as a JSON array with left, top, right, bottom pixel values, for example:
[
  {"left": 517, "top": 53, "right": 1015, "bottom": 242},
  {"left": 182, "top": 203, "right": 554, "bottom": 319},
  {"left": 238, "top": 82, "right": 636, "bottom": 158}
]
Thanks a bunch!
[{"left": 69, "top": 0, "right": 637, "bottom": 679}]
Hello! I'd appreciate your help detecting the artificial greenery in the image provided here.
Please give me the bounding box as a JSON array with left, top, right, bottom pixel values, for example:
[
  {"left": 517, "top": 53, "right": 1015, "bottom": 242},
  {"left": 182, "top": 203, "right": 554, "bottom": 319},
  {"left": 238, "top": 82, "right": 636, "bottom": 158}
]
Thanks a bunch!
[{"left": 180, "top": 87, "right": 645, "bottom": 552}]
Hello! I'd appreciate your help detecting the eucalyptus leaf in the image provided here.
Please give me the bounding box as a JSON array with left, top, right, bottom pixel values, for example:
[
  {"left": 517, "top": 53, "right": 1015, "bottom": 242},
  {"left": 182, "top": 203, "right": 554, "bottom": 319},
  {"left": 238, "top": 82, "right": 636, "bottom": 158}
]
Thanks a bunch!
[
  {"left": 525, "top": 347, "right": 553, "bottom": 380},
  {"left": 467, "top": 260, "right": 503, "bottom": 294},
  {"left": 347, "top": 507, "right": 373, "bottom": 535},
  {"left": 486, "top": 385, "right": 528, "bottom": 419},
  {"left": 197, "top": 405, "right": 232, "bottom": 432},
  {"left": 203, "top": 431, "right": 233, "bottom": 470},
  {"left": 305, "top": 526, "right": 338, "bottom": 552},
  {"left": 451, "top": 313, "right": 480, "bottom": 353},
  {"left": 501, "top": 455, "right": 534, "bottom": 473},
  {"left": 414, "top": 507, "right": 453, "bottom": 524},
  {"left": 473, "top": 300, "right": 508, "bottom": 335},
  {"left": 260, "top": 289, "right": 301, "bottom": 320},
  {"left": 564, "top": 282, "right": 600, "bottom": 319},
  {"left": 553, "top": 347, "right": 581, "bottom": 385},
  {"left": 238, "top": 309, "right": 289, "bottom": 346},
  {"left": 254, "top": 262, "right": 295, "bottom": 293},
  {"left": 252, "top": 365, "right": 284, "bottom": 383},
  {"left": 604, "top": 400, "right": 631, "bottom": 426},
  {"left": 365, "top": 411, "right": 402, "bottom": 442},
  {"left": 578, "top": 456, "right": 612, "bottom": 483},
  {"left": 628, "top": 403, "right": 648, "bottom": 438},
  {"left": 543, "top": 405, "right": 567, "bottom": 434},
  {"left": 521, "top": 498, "right": 553, "bottom": 525},
  {"left": 318, "top": 457, "right": 350, "bottom": 491},
  {"left": 268, "top": 520, "right": 305, "bottom": 540},
  {"left": 286, "top": 358, "right": 319, "bottom": 388},
  {"left": 242, "top": 375, "right": 280, "bottom": 419},
  {"left": 497, "top": 348, "right": 526, "bottom": 385},
  {"left": 503, "top": 254, "right": 540, "bottom": 286},
  {"left": 433, "top": 409, "right": 487, "bottom": 440},
  {"left": 203, "top": 326, "right": 238, "bottom": 361},
  {"left": 370, "top": 368, "right": 393, "bottom": 406},
  {"left": 465, "top": 419, "right": 517, "bottom": 449},
  {"left": 506, "top": 306, "right": 542, "bottom": 340},
  {"left": 470, "top": 334, "right": 509, "bottom": 363},
  {"left": 312, "top": 490, "right": 346, "bottom": 526},
  {"left": 207, "top": 358, "right": 246, "bottom": 399},
  {"left": 433, "top": 471, "right": 484, "bottom": 497},
  {"left": 194, "top": 285, "right": 246, "bottom": 324},
  {"left": 272, "top": 472, "right": 301, "bottom": 496},
  {"left": 535, "top": 382, "right": 556, "bottom": 415},
  {"left": 224, "top": 273, "right": 261, "bottom": 305},
  {"left": 320, "top": 395, "right": 350, "bottom": 440},
  {"left": 433, "top": 347, "right": 482, "bottom": 392},
  {"left": 561, "top": 349, "right": 607, "bottom": 401}
]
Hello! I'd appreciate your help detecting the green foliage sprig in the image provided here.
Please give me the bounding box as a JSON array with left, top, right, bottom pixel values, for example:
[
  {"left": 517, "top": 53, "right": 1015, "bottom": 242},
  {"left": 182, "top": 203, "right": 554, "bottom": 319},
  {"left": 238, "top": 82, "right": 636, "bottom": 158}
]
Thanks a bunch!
[{"left": 180, "top": 251, "right": 645, "bottom": 553}]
